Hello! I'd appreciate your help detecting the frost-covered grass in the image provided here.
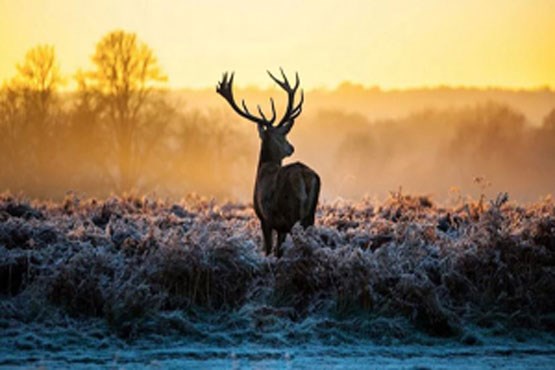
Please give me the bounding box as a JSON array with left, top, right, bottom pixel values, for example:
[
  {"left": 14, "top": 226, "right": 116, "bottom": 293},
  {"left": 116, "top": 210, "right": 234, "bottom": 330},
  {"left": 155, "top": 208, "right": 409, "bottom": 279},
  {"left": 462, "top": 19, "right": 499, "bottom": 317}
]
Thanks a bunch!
[{"left": 0, "top": 192, "right": 554, "bottom": 343}]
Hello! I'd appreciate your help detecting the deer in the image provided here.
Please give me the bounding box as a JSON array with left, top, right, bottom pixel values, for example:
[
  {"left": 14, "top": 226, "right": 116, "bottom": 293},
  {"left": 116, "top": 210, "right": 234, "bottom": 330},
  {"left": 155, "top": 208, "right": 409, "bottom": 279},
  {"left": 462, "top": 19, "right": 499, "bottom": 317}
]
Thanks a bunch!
[{"left": 216, "top": 69, "right": 320, "bottom": 258}]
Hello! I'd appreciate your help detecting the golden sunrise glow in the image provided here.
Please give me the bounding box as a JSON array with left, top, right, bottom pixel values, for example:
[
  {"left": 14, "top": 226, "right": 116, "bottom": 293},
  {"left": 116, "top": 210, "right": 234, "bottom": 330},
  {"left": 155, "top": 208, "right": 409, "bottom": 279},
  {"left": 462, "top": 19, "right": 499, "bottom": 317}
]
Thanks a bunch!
[{"left": 1, "top": 0, "right": 555, "bottom": 89}]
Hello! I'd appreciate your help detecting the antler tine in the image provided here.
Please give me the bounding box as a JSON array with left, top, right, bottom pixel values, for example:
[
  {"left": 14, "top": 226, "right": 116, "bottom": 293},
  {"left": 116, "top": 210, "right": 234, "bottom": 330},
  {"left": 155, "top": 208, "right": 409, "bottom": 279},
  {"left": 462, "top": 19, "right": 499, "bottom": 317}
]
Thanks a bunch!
[
  {"left": 267, "top": 70, "right": 282, "bottom": 88},
  {"left": 216, "top": 71, "right": 233, "bottom": 96},
  {"left": 241, "top": 100, "right": 252, "bottom": 115},
  {"left": 289, "top": 89, "right": 304, "bottom": 119},
  {"left": 257, "top": 98, "right": 277, "bottom": 122},
  {"left": 294, "top": 71, "right": 300, "bottom": 90},
  {"left": 216, "top": 73, "right": 223, "bottom": 91},
  {"left": 268, "top": 97, "right": 276, "bottom": 122},
  {"left": 280, "top": 67, "right": 290, "bottom": 88},
  {"left": 257, "top": 105, "right": 267, "bottom": 121}
]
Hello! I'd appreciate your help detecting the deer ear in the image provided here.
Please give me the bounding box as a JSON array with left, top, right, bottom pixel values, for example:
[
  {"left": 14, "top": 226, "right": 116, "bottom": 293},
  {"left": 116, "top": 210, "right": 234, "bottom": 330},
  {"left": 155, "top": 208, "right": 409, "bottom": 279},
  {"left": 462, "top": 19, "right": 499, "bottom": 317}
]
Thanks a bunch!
[
  {"left": 257, "top": 124, "right": 266, "bottom": 139},
  {"left": 276, "top": 120, "right": 293, "bottom": 135}
]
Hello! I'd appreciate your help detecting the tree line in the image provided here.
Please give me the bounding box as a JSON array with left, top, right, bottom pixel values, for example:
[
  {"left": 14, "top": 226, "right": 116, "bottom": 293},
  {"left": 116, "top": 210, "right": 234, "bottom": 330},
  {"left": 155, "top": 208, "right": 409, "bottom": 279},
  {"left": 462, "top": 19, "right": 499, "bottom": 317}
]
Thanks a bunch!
[
  {"left": 1, "top": 30, "right": 554, "bottom": 201},
  {"left": 0, "top": 30, "right": 252, "bottom": 199}
]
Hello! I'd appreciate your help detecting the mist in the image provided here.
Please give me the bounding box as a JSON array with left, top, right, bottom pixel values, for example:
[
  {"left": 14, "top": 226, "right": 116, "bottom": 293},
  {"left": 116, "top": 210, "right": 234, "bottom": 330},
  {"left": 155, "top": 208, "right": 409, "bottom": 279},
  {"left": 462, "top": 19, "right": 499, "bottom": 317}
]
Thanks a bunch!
[{"left": 1, "top": 84, "right": 554, "bottom": 202}]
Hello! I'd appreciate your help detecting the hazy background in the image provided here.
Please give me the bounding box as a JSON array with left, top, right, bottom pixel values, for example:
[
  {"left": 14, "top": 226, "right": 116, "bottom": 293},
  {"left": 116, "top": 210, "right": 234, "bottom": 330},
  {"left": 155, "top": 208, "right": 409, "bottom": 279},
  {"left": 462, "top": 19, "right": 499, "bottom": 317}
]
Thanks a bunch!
[
  {"left": 1, "top": 1, "right": 554, "bottom": 202},
  {"left": 1, "top": 71, "right": 554, "bottom": 202}
]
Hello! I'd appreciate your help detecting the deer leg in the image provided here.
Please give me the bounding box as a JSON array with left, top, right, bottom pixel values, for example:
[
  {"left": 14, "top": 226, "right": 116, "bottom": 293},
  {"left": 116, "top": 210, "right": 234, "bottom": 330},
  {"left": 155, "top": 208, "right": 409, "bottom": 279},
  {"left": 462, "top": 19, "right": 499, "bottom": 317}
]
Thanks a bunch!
[
  {"left": 300, "top": 202, "right": 315, "bottom": 228},
  {"left": 301, "top": 215, "right": 314, "bottom": 229},
  {"left": 276, "top": 232, "right": 287, "bottom": 258},
  {"left": 261, "top": 222, "right": 273, "bottom": 256},
  {"left": 301, "top": 176, "right": 320, "bottom": 228}
]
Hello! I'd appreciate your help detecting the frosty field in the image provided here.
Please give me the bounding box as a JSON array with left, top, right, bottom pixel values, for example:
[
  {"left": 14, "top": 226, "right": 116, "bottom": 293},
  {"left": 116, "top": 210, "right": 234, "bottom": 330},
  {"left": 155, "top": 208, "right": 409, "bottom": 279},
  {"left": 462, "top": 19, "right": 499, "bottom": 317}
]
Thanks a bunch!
[{"left": 1, "top": 192, "right": 554, "bottom": 368}]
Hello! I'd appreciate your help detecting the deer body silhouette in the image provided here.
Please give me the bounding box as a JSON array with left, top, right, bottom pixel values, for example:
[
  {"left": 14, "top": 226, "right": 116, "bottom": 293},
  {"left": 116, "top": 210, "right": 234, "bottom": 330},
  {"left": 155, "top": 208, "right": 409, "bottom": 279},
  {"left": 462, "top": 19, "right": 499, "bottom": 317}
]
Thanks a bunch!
[{"left": 217, "top": 69, "right": 320, "bottom": 257}]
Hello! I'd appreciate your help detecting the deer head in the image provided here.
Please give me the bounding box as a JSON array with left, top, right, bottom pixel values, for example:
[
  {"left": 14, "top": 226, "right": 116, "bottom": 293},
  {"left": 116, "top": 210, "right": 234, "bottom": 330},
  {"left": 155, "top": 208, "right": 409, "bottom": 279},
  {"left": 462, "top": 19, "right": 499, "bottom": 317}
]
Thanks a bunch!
[{"left": 216, "top": 68, "right": 304, "bottom": 163}]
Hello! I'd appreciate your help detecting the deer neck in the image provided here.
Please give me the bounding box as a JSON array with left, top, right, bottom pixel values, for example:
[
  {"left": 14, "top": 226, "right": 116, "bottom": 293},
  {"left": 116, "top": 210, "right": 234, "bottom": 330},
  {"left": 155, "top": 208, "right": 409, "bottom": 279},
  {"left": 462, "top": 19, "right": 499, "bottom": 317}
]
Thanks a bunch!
[
  {"left": 255, "top": 141, "right": 282, "bottom": 198},
  {"left": 253, "top": 147, "right": 280, "bottom": 220},
  {"left": 257, "top": 140, "right": 283, "bottom": 170}
]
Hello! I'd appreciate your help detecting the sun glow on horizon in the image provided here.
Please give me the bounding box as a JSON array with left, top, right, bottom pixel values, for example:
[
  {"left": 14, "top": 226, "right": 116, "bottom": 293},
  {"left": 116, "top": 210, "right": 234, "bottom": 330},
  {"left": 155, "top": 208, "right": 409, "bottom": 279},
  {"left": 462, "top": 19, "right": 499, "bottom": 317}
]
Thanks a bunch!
[{"left": 1, "top": 0, "right": 554, "bottom": 90}]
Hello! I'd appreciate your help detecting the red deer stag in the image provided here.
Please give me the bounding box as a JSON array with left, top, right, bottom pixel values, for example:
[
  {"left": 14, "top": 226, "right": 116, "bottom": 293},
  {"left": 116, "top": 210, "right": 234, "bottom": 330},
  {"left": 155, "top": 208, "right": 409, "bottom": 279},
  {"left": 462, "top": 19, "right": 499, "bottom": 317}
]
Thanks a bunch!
[{"left": 216, "top": 69, "right": 320, "bottom": 257}]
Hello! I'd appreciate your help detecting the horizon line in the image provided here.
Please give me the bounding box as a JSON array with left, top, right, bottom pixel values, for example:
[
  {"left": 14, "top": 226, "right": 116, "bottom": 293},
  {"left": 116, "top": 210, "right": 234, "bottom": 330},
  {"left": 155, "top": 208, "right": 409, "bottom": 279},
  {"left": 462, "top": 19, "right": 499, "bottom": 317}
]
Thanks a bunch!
[{"left": 52, "top": 82, "right": 554, "bottom": 94}]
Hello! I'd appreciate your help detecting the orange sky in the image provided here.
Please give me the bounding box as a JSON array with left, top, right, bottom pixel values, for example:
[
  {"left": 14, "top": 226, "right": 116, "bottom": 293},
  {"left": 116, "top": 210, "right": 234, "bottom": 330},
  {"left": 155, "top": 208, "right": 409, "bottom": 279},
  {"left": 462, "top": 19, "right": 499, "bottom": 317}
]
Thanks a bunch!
[{"left": 1, "top": 0, "right": 554, "bottom": 89}]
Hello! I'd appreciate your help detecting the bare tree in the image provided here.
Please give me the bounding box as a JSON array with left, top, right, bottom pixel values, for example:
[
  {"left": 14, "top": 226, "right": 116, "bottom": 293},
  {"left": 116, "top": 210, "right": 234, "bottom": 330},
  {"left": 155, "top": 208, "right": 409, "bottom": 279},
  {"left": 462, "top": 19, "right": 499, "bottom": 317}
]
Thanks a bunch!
[
  {"left": 10, "top": 45, "right": 61, "bottom": 117},
  {"left": 0, "top": 45, "right": 62, "bottom": 192},
  {"left": 80, "top": 30, "right": 168, "bottom": 191}
]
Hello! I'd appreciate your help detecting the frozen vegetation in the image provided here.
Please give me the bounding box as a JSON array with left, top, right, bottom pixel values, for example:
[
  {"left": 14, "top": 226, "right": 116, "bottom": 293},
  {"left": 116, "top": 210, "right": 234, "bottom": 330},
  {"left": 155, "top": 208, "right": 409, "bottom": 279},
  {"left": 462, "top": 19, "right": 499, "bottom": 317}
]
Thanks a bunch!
[{"left": 1, "top": 192, "right": 554, "bottom": 368}]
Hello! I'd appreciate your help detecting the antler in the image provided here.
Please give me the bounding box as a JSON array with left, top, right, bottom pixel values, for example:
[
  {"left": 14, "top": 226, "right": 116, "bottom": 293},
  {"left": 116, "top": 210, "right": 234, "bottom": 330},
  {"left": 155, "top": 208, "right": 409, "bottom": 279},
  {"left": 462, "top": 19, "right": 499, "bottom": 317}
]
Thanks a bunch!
[
  {"left": 216, "top": 69, "right": 304, "bottom": 133},
  {"left": 216, "top": 72, "right": 276, "bottom": 128},
  {"left": 267, "top": 68, "right": 304, "bottom": 130}
]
